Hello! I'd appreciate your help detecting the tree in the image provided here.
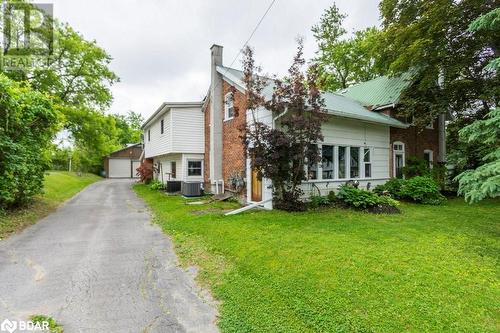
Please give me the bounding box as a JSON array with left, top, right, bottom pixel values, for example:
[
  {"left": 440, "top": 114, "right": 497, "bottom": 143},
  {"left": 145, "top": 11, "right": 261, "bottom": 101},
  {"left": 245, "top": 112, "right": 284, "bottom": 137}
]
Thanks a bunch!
[
  {"left": 312, "top": 4, "right": 382, "bottom": 91},
  {"left": 112, "top": 111, "right": 144, "bottom": 146},
  {"left": 241, "top": 41, "right": 327, "bottom": 211},
  {"left": 0, "top": 74, "right": 59, "bottom": 209},
  {"left": 377, "top": 0, "right": 498, "bottom": 126},
  {"left": 454, "top": 8, "right": 500, "bottom": 203}
]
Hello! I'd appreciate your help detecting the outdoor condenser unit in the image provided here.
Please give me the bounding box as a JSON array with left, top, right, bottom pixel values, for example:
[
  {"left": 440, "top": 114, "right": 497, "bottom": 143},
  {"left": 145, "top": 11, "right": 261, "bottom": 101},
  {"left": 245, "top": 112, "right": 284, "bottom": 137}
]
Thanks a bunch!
[
  {"left": 166, "top": 181, "right": 182, "bottom": 193},
  {"left": 181, "top": 182, "right": 203, "bottom": 197}
]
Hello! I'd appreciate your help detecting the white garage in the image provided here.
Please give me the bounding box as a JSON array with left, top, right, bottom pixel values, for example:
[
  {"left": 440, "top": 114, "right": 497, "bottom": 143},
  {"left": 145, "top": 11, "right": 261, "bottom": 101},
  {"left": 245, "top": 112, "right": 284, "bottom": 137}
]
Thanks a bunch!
[
  {"left": 104, "top": 144, "right": 143, "bottom": 178},
  {"left": 108, "top": 159, "right": 140, "bottom": 178}
]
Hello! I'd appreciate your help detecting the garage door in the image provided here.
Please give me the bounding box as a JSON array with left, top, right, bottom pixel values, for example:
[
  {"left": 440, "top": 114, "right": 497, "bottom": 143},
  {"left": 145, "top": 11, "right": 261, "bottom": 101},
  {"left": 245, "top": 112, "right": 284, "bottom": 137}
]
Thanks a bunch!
[{"left": 108, "top": 159, "right": 133, "bottom": 178}]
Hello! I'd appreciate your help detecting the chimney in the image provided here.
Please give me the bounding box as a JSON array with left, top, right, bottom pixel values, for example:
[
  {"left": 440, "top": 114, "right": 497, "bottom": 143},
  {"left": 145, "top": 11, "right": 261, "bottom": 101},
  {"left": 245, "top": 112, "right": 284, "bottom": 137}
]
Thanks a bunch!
[{"left": 209, "top": 44, "right": 223, "bottom": 190}]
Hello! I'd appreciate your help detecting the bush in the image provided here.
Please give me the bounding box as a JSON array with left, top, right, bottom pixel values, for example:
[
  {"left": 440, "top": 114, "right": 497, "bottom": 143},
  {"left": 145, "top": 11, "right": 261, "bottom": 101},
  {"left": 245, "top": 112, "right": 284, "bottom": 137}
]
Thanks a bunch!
[
  {"left": 308, "top": 194, "right": 330, "bottom": 209},
  {"left": 400, "top": 176, "right": 446, "bottom": 205},
  {"left": 327, "top": 190, "right": 336, "bottom": 202},
  {"left": 149, "top": 180, "right": 164, "bottom": 191},
  {"left": 337, "top": 185, "right": 399, "bottom": 210},
  {"left": 0, "top": 75, "right": 59, "bottom": 210},
  {"left": 374, "top": 178, "right": 405, "bottom": 198},
  {"left": 136, "top": 162, "right": 153, "bottom": 184},
  {"left": 274, "top": 189, "right": 307, "bottom": 212}
]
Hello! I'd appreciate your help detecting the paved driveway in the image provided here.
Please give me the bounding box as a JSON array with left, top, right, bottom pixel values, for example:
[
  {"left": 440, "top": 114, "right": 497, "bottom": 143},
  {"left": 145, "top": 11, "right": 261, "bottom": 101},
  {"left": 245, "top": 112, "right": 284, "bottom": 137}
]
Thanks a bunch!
[{"left": 0, "top": 179, "right": 218, "bottom": 332}]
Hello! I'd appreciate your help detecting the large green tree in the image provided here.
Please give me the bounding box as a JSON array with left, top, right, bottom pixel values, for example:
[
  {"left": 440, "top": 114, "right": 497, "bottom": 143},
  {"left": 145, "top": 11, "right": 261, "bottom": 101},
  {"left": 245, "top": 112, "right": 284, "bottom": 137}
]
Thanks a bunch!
[
  {"left": 312, "top": 4, "right": 382, "bottom": 91},
  {"left": 377, "top": 0, "right": 498, "bottom": 126},
  {"left": 454, "top": 8, "right": 500, "bottom": 203}
]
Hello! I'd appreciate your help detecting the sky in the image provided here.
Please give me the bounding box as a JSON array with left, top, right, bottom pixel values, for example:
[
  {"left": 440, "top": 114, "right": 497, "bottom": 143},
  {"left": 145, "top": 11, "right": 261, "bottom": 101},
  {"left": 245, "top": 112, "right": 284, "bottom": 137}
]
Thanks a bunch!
[{"left": 46, "top": 0, "right": 380, "bottom": 120}]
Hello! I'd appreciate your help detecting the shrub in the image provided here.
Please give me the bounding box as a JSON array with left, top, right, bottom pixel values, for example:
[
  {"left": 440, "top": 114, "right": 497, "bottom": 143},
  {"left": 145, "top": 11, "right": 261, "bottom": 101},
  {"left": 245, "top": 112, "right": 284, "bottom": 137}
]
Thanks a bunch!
[
  {"left": 274, "top": 189, "right": 307, "bottom": 212},
  {"left": 308, "top": 194, "right": 330, "bottom": 209},
  {"left": 0, "top": 75, "right": 59, "bottom": 210},
  {"left": 403, "top": 157, "right": 431, "bottom": 178},
  {"left": 374, "top": 178, "right": 405, "bottom": 198},
  {"left": 136, "top": 162, "right": 153, "bottom": 184},
  {"left": 149, "top": 180, "right": 164, "bottom": 191},
  {"left": 337, "top": 185, "right": 399, "bottom": 211},
  {"left": 400, "top": 176, "right": 446, "bottom": 205},
  {"left": 327, "top": 190, "right": 336, "bottom": 202}
]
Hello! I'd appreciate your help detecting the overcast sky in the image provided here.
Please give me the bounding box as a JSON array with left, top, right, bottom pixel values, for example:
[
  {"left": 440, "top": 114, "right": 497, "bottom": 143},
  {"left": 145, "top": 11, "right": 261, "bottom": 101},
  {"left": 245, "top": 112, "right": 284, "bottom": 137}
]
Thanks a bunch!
[{"left": 47, "top": 0, "right": 380, "bottom": 120}]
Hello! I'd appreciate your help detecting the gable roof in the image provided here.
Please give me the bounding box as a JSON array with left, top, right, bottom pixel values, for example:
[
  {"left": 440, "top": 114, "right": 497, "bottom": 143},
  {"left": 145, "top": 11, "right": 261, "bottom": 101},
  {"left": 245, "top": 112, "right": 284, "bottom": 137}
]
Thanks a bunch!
[
  {"left": 216, "top": 66, "right": 408, "bottom": 128},
  {"left": 338, "top": 72, "right": 413, "bottom": 109}
]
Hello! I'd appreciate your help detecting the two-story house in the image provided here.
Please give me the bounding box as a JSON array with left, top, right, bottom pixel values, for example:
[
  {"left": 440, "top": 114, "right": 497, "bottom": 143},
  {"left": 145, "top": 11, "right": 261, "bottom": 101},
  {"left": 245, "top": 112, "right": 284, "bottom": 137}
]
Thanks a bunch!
[
  {"left": 202, "top": 45, "right": 445, "bottom": 209},
  {"left": 142, "top": 102, "right": 205, "bottom": 186},
  {"left": 142, "top": 44, "right": 445, "bottom": 208}
]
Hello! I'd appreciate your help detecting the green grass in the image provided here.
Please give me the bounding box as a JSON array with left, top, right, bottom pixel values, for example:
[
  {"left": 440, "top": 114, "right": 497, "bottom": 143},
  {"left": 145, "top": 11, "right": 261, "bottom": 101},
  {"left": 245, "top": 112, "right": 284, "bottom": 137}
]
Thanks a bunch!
[
  {"left": 0, "top": 171, "right": 101, "bottom": 239},
  {"left": 134, "top": 184, "right": 500, "bottom": 332},
  {"left": 31, "top": 314, "right": 64, "bottom": 333}
]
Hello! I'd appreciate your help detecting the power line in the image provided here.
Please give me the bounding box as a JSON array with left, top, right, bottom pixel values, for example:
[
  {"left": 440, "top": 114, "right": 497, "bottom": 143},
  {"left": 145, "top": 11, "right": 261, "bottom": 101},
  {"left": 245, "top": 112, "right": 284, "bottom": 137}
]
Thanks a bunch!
[{"left": 226, "top": 0, "right": 278, "bottom": 69}]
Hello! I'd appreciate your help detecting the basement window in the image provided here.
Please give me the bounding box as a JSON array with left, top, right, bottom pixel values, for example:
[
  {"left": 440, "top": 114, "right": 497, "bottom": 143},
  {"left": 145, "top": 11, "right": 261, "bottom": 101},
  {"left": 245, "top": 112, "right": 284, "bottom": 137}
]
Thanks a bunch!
[
  {"left": 224, "top": 92, "right": 234, "bottom": 120},
  {"left": 187, "top": 160, "right": 202, "bottom": 176}
]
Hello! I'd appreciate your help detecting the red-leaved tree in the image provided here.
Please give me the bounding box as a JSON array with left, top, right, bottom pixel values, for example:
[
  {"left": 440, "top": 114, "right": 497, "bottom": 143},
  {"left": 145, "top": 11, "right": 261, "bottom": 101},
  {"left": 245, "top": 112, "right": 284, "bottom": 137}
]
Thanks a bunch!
[{"left": 241, "top": 40, "right": 327, "bottom": 211}]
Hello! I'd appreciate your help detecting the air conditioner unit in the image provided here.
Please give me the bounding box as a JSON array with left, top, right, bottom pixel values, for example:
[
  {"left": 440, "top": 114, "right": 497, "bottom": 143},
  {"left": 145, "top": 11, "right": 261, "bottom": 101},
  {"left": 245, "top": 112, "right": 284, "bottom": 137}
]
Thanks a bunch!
[
  {"left": 166, "top": 181, "right": 181, "bottom": 193},
  {"left": 181, "top": 182, "right": 203, "bottom": 197}
]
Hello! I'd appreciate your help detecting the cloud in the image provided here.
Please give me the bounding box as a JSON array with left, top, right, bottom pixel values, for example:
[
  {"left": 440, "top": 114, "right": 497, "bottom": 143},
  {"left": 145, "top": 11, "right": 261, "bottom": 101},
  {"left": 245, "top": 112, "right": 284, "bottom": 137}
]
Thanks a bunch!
[{"left": 47, "top": 0, "right": 380, "bottom": 119}]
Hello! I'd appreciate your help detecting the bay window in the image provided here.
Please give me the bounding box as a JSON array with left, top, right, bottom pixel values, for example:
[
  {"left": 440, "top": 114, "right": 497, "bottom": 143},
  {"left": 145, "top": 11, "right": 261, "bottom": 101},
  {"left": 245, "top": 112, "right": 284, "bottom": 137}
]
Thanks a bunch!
[
  {"left": 350, "top": 147, "right": 360, "bottom": 178},
  {"left": 363, "top": 148, "right": 371, "bottom": 178},
  {"left": 338, "top": 146, "right": 346, "bottom": 179}
]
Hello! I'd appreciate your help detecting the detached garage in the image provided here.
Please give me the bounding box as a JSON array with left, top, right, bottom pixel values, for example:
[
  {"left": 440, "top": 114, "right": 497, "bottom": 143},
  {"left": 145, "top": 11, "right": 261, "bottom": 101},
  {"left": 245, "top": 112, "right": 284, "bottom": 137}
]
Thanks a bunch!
[{"left": 103, "top": 144, "right": 143, "bottom": 178}]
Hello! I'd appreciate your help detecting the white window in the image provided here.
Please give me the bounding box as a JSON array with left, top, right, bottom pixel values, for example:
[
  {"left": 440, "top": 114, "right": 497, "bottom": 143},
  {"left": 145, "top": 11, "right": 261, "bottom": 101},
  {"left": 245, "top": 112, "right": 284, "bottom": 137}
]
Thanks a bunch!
[
  {"left": 424, "top": 150, "right": 433, "bottom": 168},
  {"left": 187, "top": 160, "right": 202, "bottom": 176},
  {"left": 393, "top": 141, "right": 405, "bottom": 179},
  {"left": 350, "top": 147, "right": 360, "bottom": 178},
  {"left": 363, "top": 147, "right": 372, "bottom": 178},
  {"left": 224, "top": 92, "right": 234, "bottom": 120}
]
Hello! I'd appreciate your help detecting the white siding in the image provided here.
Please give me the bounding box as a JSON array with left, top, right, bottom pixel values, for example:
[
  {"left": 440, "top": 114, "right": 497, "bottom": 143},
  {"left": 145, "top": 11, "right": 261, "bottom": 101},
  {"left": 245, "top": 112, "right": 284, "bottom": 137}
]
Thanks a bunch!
[
  {"left": 153, "top": 153, "right": 203, "bottom": 183},
  {"left": 144, "top": 110, "right": 172, "bottom": 158},
  {"left": 171, "top": 108, "right": 204, "bottom": 153},
  {"left": 300, "top": 116, "right": 391, "bottom": 196}
]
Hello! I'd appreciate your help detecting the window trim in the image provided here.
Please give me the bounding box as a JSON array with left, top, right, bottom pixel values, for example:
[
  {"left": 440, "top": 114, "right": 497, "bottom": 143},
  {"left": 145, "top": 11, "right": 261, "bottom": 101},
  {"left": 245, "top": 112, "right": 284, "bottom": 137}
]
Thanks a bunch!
[
  {"left": 424, "top": 149, "right": 433, "bottom": 168},
  {"left": 393, "top": 141, "right": 405, "bottom": 179},
  {"left": 306, "top": 144, "right": 374, "bottom": 181},
  {"left": 224, "top": 92, "right": 235, "bottom": 121},
  {"left": 186, "top": 159, "right": 203, "bottom": 177}
]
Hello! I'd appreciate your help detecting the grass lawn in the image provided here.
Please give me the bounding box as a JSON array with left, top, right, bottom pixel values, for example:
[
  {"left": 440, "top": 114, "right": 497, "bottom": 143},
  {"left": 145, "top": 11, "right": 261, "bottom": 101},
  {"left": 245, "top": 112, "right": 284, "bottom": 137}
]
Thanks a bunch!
[
  {"left": 0, "top": 171, "right": 102, "bottom": 239},
  {"left": 134, "top": 184, "right": 499, "bottom": 332}
]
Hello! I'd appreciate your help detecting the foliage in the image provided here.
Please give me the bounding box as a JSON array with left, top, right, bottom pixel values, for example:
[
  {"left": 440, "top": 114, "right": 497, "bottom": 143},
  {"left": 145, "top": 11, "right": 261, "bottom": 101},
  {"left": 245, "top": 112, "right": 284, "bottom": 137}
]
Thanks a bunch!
[
  {"left": 327, "top": 190, "right": 336, "bottom": 203},
  {"left": 400, "top": 176, "right": 446, "bottom": 205},
  {"left": 0, "top": 171, "right": 101, "bottom": 239},
  {"left": 241, "top": 40, "right": 327, "bottom": 211},
  {"left": 312, "top": 4, "right": 382, "bottom": 90},
  {"left": 373, "top": 178, "right": 405, "bottom": 198},
  {"left": 337, "top": 184, "right": 399, "bottom": 210},
  {"left": 455, "top": 108, "right": 500, "bottom": 203},
  {"left": 112, "top": 111, "right": 144, "bottom": 146},
  {"left": 308, "top": 194, "right": 330, "bottom": 209},
  {"left": 377, "top": 0, "right": 498, "bottom": 127},
  {"left": 402, "top": 156, "right": 431, "bottom": 178},
  {"left": 135, "top": 184, "right": 500, "bottom": 332},
  {"left": 30, "top": 315, "right": 64, "bottom": 333},
  {"left": 0, "top": 75, "right": 59, "bottom": 210},
  {"left": 149, "top": 180, "right": 164, "bottom": 191},
  {"left": 136, "top": 162, "right": 153, "bottom": 184}
]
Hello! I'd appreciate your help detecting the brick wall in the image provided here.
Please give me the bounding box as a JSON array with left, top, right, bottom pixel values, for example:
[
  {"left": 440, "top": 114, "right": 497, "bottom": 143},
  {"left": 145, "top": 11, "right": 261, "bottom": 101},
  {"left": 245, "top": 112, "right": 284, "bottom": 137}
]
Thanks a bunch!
[
  {"left": 222, "top": 81, "right": 247, "bottom": 195},
  {"left": 388, "top": 108, "right": 440, "bottom": 177}
]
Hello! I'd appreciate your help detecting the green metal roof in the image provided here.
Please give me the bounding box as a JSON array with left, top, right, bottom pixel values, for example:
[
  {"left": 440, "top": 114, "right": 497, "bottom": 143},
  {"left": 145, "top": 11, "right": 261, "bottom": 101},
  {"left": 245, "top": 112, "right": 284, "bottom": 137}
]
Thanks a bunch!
[
  {"left": 339, "top": 72, "right": 413, "bottom": 108},
  {"left": 217, "top": 66, "right": 408, "bottom": 128}
]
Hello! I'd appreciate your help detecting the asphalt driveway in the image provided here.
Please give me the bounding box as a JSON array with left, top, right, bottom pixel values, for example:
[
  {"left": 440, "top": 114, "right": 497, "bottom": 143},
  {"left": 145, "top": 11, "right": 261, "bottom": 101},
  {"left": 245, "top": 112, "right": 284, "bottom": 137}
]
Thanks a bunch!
[{"left": 0, "top": 179, "right": 218, "bottom": 332}]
